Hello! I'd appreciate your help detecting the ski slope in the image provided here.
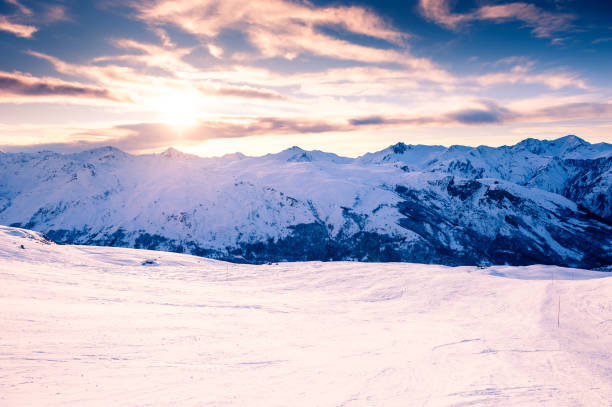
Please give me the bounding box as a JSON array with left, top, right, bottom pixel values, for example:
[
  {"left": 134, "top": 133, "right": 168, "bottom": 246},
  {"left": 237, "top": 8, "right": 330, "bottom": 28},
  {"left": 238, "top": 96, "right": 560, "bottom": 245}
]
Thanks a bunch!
[{"left": 1, "top": 226, "right": 611, "bottom": 406}]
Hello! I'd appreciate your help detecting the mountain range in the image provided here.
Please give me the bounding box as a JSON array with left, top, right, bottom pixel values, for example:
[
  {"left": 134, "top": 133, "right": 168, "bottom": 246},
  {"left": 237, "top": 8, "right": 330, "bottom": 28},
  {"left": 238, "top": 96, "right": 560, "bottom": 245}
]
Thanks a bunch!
[{"left": 1, "top": 135, "right": 610, "bottom": 268}]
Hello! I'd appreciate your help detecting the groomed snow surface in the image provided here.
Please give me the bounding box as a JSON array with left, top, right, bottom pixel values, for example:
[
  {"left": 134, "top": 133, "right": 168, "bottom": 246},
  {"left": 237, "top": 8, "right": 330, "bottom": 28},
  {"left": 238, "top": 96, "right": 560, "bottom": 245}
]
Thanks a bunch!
[{"left": 1, "top": 226, "right": 611, "bottom": 406}]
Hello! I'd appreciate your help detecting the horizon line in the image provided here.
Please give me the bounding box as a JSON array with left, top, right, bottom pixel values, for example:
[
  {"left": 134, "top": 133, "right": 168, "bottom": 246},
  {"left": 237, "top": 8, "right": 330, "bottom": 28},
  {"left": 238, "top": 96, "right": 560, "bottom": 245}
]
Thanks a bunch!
[{"left": 2, "top": 134, "right": 608, "bottom": 159}]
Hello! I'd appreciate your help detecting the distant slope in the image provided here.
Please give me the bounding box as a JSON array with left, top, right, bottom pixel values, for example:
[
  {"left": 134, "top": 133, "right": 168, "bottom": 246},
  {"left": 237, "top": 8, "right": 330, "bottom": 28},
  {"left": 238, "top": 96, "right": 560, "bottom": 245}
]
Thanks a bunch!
[
  {"left": 1, "top": 225, "right": 611, "bottom": 406},
  {"left": 358, "top": 135, "right": 612, "bottom": 220},
  {"left": 0, "top": 136, "right": 611, "bottom": 267}
]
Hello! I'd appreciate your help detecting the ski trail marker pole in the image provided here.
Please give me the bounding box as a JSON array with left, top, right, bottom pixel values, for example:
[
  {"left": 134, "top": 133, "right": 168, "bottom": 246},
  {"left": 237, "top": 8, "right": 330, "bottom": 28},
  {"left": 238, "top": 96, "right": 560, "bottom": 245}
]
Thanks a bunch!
[{"left": 557, "top": 295, "right": 560, "bottom": 328}]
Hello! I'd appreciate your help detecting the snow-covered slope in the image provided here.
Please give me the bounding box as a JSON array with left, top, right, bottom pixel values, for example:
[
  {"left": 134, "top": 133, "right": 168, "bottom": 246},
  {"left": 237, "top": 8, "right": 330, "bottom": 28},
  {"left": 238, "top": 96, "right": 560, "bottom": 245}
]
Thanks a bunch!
[
  {"left": 359, "top": 135, "right": 612, "bottom": 220},
  {"left": 0, "top": 136, "right": 611, "bottom": 267},
  {"left": 1, "top": 226, "right": 611, "bottom": 406}
]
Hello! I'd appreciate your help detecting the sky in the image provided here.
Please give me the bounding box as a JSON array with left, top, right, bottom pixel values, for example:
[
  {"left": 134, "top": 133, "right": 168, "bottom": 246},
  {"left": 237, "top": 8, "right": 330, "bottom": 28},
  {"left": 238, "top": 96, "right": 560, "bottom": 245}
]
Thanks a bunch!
[{"left": 0, "top": 0, "right": 611, "bottom": 157}]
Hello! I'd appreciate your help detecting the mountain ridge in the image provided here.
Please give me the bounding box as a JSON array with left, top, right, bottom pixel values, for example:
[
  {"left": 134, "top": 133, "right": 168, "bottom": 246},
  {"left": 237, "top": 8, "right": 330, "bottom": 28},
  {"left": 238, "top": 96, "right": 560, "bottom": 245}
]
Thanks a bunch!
[{"left": 1, "top": 135, "right": 610, "bottom": 267}]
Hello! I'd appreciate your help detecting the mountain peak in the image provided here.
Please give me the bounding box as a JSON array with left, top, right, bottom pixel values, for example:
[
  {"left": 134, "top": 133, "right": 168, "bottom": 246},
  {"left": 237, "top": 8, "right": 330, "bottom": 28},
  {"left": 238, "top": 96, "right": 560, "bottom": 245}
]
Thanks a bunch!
[
  {"left": 515, "top": 135, "right": 589, "bottom": 156},
  {"left": 1, "top": 137, "right": 611, "bottom": 268},
  {"left": 160, "top": 147, "right": 195, "bottom": 159},
  {"left": 73, "top": 146, "right": 128, "bottom": 162},
  {"left": 391, "top": 142, "right": 408, "bottom": 154},
  {"left": 83, "top": 146, "right": 124, "bottom": 154},
  {"left": 267, "top": 146, "right": 352, "bottom": 164},
  {"left": 265, "top": 146, "right": 306, "bottom": 160},
  {"left": 285, "top": 146, "right": 305, "bottom": 153},
  {"left": 221, "top": 152, "right": 247, "bottom": 160},
  {"left": 161, "top": 146, "right": 180, "bottom": 155},
  {"left": 554, "top": 134, "right": 587, "bottom": 146}
]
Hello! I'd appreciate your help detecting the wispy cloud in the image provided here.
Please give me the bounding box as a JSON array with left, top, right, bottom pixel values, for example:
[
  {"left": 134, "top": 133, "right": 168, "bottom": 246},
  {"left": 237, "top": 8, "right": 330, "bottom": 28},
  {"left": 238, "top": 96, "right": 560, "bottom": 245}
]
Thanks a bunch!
[
  {"left": 349, "top": 100, "right": 612, "bottom": 129},
  {"left": 205, "top": 86, "right": 287, "bottom": 101},
  {"left": 92, "top": 38, "right": 196, "bottom": 74},
  {"left": 470, "top": 63, "right": 588, "bottom": 90},
  {"left": 0, "top": 71, "right": 127, "bottom": 102},
  {"left": 131, "top": 0, "right": 443, "bottom": 70},
  {"left": 136, "top": 0, "right": 407, "bottom": 45},
  {"left": 1, "top": 117, "right": 351, "bottom": 153},
  {"left": 41, "top": 4, "right": 70, "bottom": 24},
  {"left": 5, "top": 0, "right": 32, "bottom": 16},
  {"left": 0, "top": 1, "right": 69, "bottom": 38},
  {"left": 592, "top": 37, "right": 612, "bottom": 44},
  {"left": 1, "top": 0, "right": 606, "bottom": 155},
  {"left": 3, "top": 97, "right": 612, "bottom": 154},
  {"left": 419, "top": 0, "right": 575, "bottom": 39},
  {"left": 349, "top": 100, "right": 516, "bottom": 127},
  {"left": 529, "top": 102, "right": 612, "bottom": 122},
  {"left": 449, "top": 101, "right": 516, "bottom": 124},
  {"left": 27, "top": 49, "right": 288, "bottom": 104},
  {"left": 0, "top": 15, "right": 37, "bottom": 38}
]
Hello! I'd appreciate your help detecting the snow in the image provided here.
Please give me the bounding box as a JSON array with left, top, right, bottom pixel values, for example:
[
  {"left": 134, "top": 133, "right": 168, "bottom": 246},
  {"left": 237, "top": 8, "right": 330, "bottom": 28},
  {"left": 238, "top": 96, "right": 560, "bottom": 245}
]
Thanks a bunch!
[
  {"left": 0, "top": 135, "right": 610, "bottom": 267},
  {"left": 1, "top": 225, "right": 611, "bottom": 406}
]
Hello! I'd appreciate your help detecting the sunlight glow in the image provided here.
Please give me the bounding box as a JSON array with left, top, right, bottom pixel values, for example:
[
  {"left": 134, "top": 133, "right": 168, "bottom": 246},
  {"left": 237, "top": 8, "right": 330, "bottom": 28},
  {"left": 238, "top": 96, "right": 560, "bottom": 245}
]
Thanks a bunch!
[{"left": 153, "top": 91, "right": 201, "bottom": 127}]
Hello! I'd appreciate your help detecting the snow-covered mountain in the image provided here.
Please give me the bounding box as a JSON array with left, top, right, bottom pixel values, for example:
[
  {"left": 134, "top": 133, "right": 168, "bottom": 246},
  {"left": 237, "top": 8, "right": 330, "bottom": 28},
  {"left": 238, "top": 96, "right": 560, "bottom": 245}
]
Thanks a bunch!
[
  {"left": 359, "top": 135, "right": 612, "bottom": 220},
  {"left": 0, "top": 136, "right": 610, "bottom": 268}
]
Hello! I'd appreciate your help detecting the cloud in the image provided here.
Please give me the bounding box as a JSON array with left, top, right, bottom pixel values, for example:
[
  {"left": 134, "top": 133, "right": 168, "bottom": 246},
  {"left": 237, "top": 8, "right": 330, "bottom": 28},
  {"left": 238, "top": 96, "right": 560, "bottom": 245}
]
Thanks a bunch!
[
  {"left": 4, "top": 98, "right": 612, "bottom": 154},
  {"left": 5, "top": 0, "right": 32, "bottom": 16},
  {"left": 0, "top": 71, "right": 127, "bottom": 101},
  {"left": 21, "top": 11, "right": 590, "bottom": 133},
  {"left": 418, "top": 0, "right": 469, "bottom": 28},
  {"left": 135, "top": 0, "right": 406, "bottom": 44},
  {"left": 0, "top": 15, "right": 37, "bottom": 38},
  {"left": 349, "top": 116, "right": 388, "bottom": 126},
  {"left": 131, "top": 0, "right": 444, "bottom": 70},
  {"left": 470, "top": 64, "right": 588, "bottom": 90},
  {"left": 4, "top": 1, "right": 598, "bottom": 155},
  {"left": 0, "top": 2, "right": 67, "bottom": 39},
  {"left": 592, "top": 37, "right": 612, "bottom": 44},
  {"left": 27, "top": 49, "right": 291, "bottom": 106},
  {"left": 2, "top": 124, "right": 192, "bottom": 154},
  {"left": 207, "top": 43, "right": 223, "bottom": 58},
  {"left": 205, "top": 86, "right": 287, "bottom": 101},
  {"left": 93, "top": 38, "right": 196, "bottom": 74},
  {"left": 151, "top": 27, "right": 175, "bottom": 48},
  {"left": 419, "top": 0, "right": 575, "bottom": 39},
  {"left": 349, "top": 115, "right": 438, "bottom": 126},
  {"left": 41, "top": 5, "right": 70, "bottom": 23},
  {"left": 529, "top": 102, "right": 612, "bottom": 121},
  {"left": 2, "top": 117, "right": 352, "bottom": 153},
  {"left": 0, "top": 103, "right": 520, "bottom": 154},
  {"left": 349, "top": 100, "right": 517, "bottom": 127},
  {"left": 349, "top": 100, "right": 612, "bottom": 129},
  {"left": 449, "top": 109, "right": 504, "bottom": 124}
]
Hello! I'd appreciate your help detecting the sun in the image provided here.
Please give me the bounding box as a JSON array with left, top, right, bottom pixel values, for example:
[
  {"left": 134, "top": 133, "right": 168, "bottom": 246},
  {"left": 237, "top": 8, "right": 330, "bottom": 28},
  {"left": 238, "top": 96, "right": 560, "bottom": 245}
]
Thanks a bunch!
[{"left": 154, "top": 92, "right": 201, "bottom": 127}]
